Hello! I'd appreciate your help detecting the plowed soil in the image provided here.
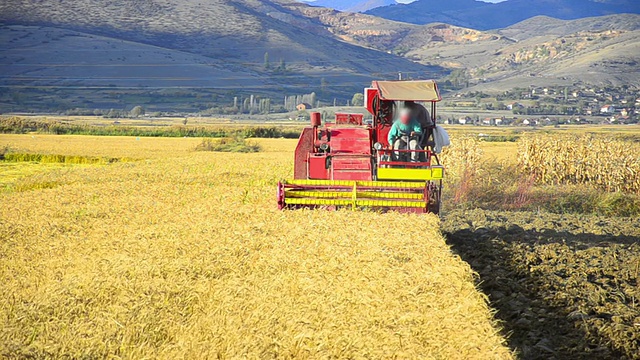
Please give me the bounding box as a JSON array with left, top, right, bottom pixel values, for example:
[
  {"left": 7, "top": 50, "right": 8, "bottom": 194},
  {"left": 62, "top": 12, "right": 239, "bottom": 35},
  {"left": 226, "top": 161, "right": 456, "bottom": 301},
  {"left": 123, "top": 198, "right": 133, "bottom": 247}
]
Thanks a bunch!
[{"left": 443, "top": 209, "right": 640, "bottom": 360}]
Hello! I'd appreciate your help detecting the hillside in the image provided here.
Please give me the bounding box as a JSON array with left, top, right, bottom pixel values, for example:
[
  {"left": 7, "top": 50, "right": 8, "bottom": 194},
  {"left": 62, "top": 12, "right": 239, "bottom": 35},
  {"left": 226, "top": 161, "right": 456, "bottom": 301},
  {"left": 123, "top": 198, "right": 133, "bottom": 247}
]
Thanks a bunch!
[
  {"left": 367, "top": 0, "right": 640, "bottom": 30},
  {"left": 404, "top": 15, "right": 640, "bottom": 89},
  {"left": 0, "top": 0, "right": 638, "bottom": 112},
  {"left": 0, "top": 0, "right": 440, "bottom": 111},
  {"left": 287, "top": 7, "right": 640, "bottom": 88},
  {"left": 497, "top": 14, "right": 640, "bottom": 39}
]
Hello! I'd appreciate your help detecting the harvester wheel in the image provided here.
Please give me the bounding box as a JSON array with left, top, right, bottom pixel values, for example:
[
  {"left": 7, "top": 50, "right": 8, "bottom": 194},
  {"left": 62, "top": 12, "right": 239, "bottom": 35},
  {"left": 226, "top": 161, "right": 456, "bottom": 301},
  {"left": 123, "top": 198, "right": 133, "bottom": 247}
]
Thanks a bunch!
[
  {"left": 427, "top": 181, "right": 441, "bottom": 215},
  {"left": 428, "top": 200, "right": 440, "bottom": 215}
]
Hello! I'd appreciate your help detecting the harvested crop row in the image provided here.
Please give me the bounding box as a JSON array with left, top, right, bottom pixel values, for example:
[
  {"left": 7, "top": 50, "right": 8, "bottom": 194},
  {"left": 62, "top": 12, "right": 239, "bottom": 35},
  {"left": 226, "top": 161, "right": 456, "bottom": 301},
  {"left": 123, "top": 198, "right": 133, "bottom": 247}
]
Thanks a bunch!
[{"left": 0, "top": 135, "right": 511, "bottom": 359}]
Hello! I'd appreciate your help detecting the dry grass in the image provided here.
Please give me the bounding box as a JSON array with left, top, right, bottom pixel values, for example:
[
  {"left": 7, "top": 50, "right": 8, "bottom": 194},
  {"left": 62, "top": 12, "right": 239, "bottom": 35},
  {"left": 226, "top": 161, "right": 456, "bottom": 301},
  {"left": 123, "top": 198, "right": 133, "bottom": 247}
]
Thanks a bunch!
[{"left": 0, "top": 135, "right": 511, "bottom": 359}]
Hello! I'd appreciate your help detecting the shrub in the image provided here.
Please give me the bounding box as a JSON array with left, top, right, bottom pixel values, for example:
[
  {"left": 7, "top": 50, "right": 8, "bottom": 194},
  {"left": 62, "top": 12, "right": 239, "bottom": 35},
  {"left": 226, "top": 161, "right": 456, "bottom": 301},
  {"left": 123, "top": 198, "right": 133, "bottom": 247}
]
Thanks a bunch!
[
  {"left": 2, "top": 153, "right": 125, "bottom": 164},
  {"left": 0, "top": 145, "right": 9, "bottom": 160}
]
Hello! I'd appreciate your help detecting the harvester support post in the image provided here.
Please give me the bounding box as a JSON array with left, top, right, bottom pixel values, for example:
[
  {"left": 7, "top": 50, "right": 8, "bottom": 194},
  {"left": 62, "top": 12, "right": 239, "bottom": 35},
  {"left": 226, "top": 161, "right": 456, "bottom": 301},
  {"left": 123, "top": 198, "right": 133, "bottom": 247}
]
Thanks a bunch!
[{"left": 352, "top": 183, "right": 357, "bottom": 210}]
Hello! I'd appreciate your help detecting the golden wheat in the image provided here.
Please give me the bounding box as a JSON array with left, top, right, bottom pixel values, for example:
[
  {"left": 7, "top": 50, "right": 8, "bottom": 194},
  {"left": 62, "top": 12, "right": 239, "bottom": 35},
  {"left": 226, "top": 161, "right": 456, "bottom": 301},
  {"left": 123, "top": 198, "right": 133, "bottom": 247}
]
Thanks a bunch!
[
  {"left": 0, "top": 135, "right": 511, "bottom": 359},
  {"left": 519, "top": 134, "right": 640, "bottom": 194}
]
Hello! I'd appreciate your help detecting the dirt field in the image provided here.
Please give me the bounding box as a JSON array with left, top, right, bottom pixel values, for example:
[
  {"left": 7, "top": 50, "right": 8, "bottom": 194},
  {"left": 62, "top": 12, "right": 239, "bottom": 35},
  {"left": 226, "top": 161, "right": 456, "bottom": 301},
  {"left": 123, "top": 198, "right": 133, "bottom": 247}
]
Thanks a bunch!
[
  {"left": 436, "top": 127, "right": 640, "bottom": 359},
  {"left": 443, "top": 210, "right": 640, "bottom": 359}
]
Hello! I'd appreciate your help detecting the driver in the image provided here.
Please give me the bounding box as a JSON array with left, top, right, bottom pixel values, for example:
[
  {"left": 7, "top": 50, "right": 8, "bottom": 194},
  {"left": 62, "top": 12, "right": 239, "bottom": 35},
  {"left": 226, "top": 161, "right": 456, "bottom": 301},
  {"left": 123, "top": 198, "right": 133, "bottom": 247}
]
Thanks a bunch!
[
  {"left": 404, "top": 101, "right": 432, "bottom": 129},
  {"left": 404, "top": 101, "right": 433, "bottom": 147},
  {"left": 388, "top": 108, "right": 422, "bottom": 162}
]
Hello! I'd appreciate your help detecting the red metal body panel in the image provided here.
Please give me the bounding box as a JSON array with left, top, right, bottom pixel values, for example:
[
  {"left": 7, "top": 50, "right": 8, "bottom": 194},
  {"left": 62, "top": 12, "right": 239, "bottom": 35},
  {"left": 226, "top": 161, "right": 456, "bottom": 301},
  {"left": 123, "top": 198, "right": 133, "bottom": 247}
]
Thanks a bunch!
[
  {"left": 294, "top": 127, "right": 314, "bottom": 180},
  {"left": 328, "top": 128, "right": 371, "bottom": 154},
  {"left": 331, "top": 156, "right": 372, "bottom": 181},
  {"left": 325, "top": 127, "right": 373, "bottom": 180},
  {"left": 377, "top": 126, "right": 391, "bottom": 148},
  {"left": 331, "top": 157, "right": 370, "bottom": 170},
  {"left": 294, "top": 118, "right": 376, "bottom": 181},
  {"left": 308, "top": 154, "right": 329, "bottom": 179},
  {"left": 365, "top": 88, "right": 378, "bottom": 115},
  {"left": 335, "top": 113, "right": 364, "bottom": 125}
]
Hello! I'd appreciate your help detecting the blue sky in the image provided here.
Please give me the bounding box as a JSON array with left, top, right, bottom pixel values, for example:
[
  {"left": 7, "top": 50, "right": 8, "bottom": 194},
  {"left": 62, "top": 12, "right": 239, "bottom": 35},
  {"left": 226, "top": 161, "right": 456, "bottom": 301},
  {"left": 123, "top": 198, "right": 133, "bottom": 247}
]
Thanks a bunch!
[
  {"left": 303, "top": 0, "right": 507, "bottom": 3},
  {"left": 396, "top": 0, "right": 505, "bottom": 2},
  {"left": 301, "top": 0, "right": 507, "bottom": 5}
]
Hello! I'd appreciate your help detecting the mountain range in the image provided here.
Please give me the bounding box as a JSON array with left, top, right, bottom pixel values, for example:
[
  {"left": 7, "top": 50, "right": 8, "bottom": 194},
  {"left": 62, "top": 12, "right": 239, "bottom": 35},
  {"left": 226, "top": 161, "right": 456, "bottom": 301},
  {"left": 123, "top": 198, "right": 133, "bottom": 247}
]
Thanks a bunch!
[
  {"left": 0, "top": 0, "right": 438, "bottom": 103},
  {"left": 289, "top": 2, "right": 639, "bottom": 89},
  {"left": 0, "top": 0, "right": 638, "bottom": 111},
  {"left": 367, "top": 0, "right": 640, "bottom": 30}
]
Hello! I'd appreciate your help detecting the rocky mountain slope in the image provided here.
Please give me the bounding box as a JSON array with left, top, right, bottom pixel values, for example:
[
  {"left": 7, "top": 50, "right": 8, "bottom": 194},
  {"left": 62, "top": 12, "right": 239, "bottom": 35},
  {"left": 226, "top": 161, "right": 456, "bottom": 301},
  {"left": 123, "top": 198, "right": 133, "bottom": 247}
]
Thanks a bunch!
[
  {"left": 287, "top": 6, "right": 640, "bottom": 88},
  {"left": 430, "top": 14, "right": 640, "bottom": 89}
]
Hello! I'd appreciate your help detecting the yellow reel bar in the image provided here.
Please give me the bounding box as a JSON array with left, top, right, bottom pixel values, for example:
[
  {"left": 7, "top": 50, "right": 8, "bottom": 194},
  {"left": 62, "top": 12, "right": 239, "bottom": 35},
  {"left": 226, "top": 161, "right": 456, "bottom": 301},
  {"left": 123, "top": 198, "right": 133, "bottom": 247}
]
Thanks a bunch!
[
  {"left": 284, "top": 190, "right": 424, "bottom": 200},
  {"left": 280, "top": 180, "right": 429, "bottom": 209},
  {"left": 284, "top": 179, "right": 426, "bottom": 189},
  {"left": 284, "top": 198, "right": 427, "bottom": 208}
]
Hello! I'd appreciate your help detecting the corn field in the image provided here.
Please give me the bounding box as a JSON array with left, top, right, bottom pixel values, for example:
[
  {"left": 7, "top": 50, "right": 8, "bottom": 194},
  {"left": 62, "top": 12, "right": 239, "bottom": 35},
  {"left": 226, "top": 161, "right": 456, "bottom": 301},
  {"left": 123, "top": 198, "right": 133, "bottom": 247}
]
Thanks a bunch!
[
  {"left": 439, "top": 135, "right": 483, "bottom": 180},
  {"left": 519, "top": 134, "right": 640, "bottom": 194}
]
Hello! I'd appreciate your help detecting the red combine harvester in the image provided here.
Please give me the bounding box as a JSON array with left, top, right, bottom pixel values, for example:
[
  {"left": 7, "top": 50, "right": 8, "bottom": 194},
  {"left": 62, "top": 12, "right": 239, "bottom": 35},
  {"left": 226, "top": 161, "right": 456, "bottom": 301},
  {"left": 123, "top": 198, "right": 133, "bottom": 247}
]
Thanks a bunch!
[{"left": 277, "top": 80, "right": 447, "bottom": 214}]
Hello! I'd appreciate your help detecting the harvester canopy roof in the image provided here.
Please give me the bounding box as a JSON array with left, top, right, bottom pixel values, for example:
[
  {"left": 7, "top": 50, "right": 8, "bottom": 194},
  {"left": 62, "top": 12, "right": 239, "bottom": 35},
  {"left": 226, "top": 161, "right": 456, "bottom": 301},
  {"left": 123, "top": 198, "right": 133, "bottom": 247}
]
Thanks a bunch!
[{"left": 372, "top": 80, "right": 441, "bottom": 102}]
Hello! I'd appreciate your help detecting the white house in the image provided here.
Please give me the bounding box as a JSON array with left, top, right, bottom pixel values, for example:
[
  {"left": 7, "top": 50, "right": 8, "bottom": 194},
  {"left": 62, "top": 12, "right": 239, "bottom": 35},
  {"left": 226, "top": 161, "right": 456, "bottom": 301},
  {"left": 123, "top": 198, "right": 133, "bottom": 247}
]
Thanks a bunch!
[
  {"left": 507, "top": 102, "right": 523, "bottom": 110},
  {"left": 600, "top": 105, "right": 615, "bottom": 114}
]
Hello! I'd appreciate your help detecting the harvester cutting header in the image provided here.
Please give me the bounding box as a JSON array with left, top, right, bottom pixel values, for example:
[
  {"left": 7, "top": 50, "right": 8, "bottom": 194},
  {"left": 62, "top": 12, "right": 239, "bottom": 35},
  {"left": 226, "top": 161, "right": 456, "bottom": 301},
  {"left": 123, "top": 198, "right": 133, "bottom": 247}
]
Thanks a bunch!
[{"left": 277, "top": 80, "right": 450, "bottom": 214}]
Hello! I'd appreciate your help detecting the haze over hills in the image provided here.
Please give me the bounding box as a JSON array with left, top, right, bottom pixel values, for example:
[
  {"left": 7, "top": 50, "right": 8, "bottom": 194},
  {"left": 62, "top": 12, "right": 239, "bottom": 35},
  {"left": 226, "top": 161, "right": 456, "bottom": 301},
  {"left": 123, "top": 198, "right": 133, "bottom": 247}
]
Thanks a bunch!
[
  {"left": 302, "top": 0, "right": 397, "bottom": 12},
  {"left": 367, "top": 0, "right": 640, "bottom": 30}
]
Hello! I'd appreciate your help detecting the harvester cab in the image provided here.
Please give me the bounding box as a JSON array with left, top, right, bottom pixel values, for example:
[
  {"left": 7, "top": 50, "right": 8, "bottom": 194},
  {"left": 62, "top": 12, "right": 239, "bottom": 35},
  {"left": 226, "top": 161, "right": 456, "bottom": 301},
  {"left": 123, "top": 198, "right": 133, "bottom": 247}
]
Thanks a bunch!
[{"left": 277, "top": 80, "right": 449, "bottom": 214}]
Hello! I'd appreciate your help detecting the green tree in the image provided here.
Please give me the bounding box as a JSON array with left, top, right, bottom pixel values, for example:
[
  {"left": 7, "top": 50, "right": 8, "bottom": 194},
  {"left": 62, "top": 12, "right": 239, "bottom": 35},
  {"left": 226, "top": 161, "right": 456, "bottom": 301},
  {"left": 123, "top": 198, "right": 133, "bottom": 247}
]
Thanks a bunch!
[
  {"left": 106, "top": 109, "right": 121, "bottom": 118},
  {"left": 278, "top": 58, "right": 286, "bottom": 73},
  {"left": 351, "top": 93, "right": 364, "bottom": 107},
  {"left": 264, "top": 52, "right": 270, "bottom": 70},
  {"left": 130, "top": 106, "right": 144, "bottom": 118}
]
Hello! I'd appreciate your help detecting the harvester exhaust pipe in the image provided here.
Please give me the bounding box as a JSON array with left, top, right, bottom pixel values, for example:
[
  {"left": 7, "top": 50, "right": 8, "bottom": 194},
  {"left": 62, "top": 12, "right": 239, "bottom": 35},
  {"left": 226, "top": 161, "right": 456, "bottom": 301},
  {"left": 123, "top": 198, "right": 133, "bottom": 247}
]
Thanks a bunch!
[{"left": 310, "top": 112, "right": 322, "bottom": 127}]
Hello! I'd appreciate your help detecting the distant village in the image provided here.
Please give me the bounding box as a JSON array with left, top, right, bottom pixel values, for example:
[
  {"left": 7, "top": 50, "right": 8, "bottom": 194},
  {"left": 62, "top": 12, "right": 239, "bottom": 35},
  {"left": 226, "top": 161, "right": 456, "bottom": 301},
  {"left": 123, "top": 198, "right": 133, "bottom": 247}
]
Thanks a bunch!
[
  {"left": 25, "top": 85, "right": 638, "bottom": 127},
  {"left": 446, "top": 85, "right": 639, "bottom": 126}
]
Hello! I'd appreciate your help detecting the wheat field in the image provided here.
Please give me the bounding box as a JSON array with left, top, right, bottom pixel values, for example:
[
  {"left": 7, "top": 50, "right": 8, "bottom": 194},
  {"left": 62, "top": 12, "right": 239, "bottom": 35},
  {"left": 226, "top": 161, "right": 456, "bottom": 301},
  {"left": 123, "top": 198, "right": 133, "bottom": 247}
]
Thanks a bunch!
[{"left": 0, "top": 135, "right": 511, "bottom": 359}]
